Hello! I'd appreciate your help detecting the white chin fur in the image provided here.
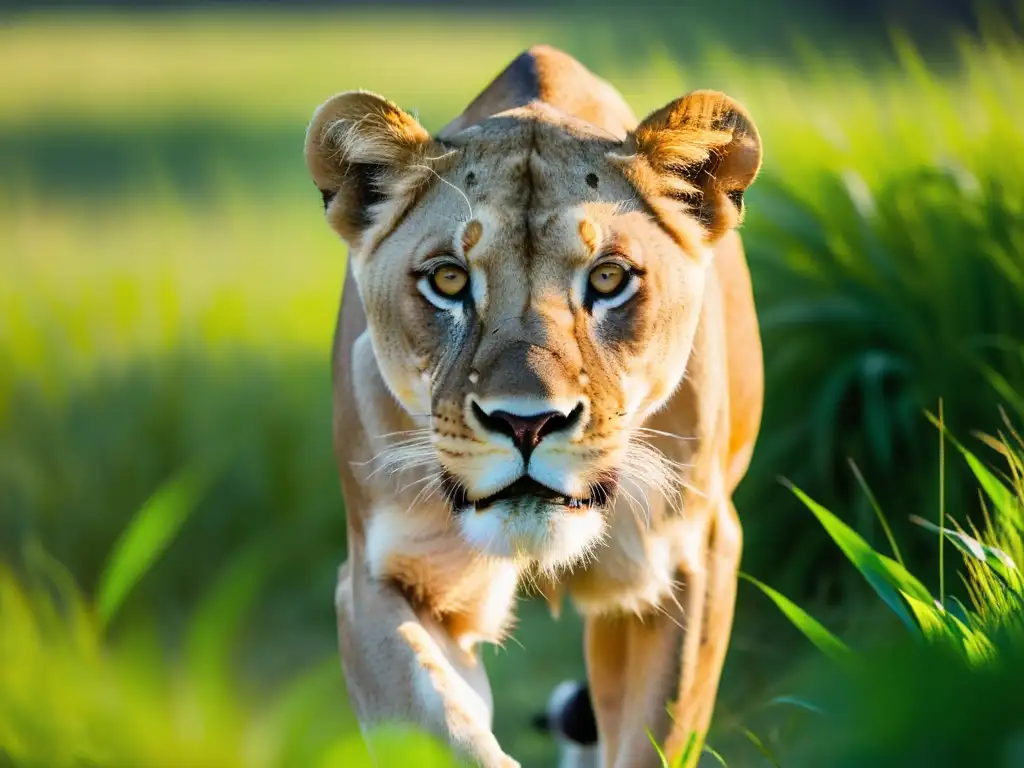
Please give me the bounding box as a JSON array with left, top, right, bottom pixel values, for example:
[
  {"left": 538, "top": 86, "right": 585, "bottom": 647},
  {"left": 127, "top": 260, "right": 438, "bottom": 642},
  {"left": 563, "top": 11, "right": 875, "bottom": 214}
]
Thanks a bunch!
[{"left": 457, "top": 501, "right": 605, "bottom": 571}]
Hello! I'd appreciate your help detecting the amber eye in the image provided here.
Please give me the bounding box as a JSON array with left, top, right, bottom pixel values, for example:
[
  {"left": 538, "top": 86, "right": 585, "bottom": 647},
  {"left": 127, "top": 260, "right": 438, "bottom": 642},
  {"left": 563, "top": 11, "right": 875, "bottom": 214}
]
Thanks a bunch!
[
  {"left": 430, "top": 265, "right": 469, "bottom": 297},
  {"left": 588, "top": 263, "right": 627, "bottom": 295}
]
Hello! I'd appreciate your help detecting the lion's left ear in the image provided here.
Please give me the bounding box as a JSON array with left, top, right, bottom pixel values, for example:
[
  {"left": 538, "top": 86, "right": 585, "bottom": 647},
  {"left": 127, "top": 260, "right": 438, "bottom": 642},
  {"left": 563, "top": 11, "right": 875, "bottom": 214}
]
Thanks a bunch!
[
  {"left": 304, "top": 91, "right": 440, "bottom": 246},
  {"left": 616, "top": 90, "right": 762, "bottom": 243}
]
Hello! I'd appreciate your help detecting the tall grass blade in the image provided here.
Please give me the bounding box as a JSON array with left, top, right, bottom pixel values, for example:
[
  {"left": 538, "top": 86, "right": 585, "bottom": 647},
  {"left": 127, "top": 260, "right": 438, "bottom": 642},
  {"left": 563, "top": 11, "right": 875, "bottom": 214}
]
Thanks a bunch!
[
  {"left": 646, "top": 728, "right": 672, "bottom": 768},
  {"left": 741, "top": 573, "right": 852, "bottom": 662},
  {"left": 676, "top": 730, "right": 701, "bottom": 768},
  {"left": 939, "top": 400, "right": 947, "bottom": 607},
  {"left": 982, "top": 366, "right": 1024, "bottom": 421},
  {"left": 944, "top": 595, "right": 977, "bottom": 628},
  {"left": 909, "top": 516, "right": 1019, "bottom": 583},
  {"left": 21, "top": 538, "right": 95, "bottom": 652},
  {"left": 964, "top": 451, "right": 1022, "bottom": 518},
  {"left": 741, "top": 728, "right": 782, "bottom": 768},
  {"left": 182, "top": 533, "right": 280, "bottom": 719},
  {"left": 901, "top": 589, "right": 998, "bottom": 664},
  {"left": 702, "top": 744, "right": 728, "bottom": 767},
  {"left": 95, "top": 464, "right": 215, "bottom": 627},
  {"left": 901, "top": 591, "right": 949, "bottom": 641},
  {"left": 848, "top": 458, "right": 905, "bottom": 566},
  {"left": 767, "top": 695, "right": 826, "bottom": 715},
  {"left": 939, "top": 603, "right": 998, "bottom": 664},
  {"left": 927, "top": 413, "right": 1022, "bottom": 517},
  {"left": 786, "top": 482, "right": 933, "bottom": 634}
]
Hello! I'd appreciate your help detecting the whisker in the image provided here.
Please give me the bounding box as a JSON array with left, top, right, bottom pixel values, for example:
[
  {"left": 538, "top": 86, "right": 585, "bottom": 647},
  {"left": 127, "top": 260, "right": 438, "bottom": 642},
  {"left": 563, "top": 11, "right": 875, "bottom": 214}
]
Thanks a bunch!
[
  {"left": 398, "top": 472, "right": 440, "bottom": 495},
  {"left": 352, "top": 440, "right": 434, "bottom": 469},
  {"left": 617, "top": 480, "right": 652, "bottom": 527},
  {"left": 409, "top": 163, "right": 474, "bottom": 221},
  {"left": 617, "top": 434, "right": 707, "bottom": 519},
  {"left": 662, "top": 576, "right": 692, "bottom": 630},
  {"left": 371, "top": 427, "right": 433, "bottom": 441},
  {"left": 651, "top": 598, "right": 687, "bottom": 633},
  {"left": 405, "top": 474, "right": 444, "bottom": 513},
  {"left": 372, "top": 436, "right": 435, "bottom": 451},
  {"left": 365, "top": 452, "right": 438, "bottom": 480},
  {"left": 634, "top": 427, "right": 698, "bottom": 442}
]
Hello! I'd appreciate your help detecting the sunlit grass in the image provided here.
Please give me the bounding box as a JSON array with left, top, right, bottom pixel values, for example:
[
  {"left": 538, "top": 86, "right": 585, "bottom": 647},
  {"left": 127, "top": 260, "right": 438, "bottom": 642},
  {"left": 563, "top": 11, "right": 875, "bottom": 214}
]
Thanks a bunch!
[
  {"left": 0, "top": 489, "right": 460, "bottom": 768},
  {"left": 740, "top": 418, "right": 1024, "bottom": 766},
  {"left": 0, "top": 3, "right": 854, "bottom": 128},
  {"left": 2, "top": 10, "right": 1021, "bottom": 154},
  {"left": 2, "top": 192, "right": 342, "bottom": 391},
  {"left": 0, "top": 11, "right": 561, "bottom": 126}
]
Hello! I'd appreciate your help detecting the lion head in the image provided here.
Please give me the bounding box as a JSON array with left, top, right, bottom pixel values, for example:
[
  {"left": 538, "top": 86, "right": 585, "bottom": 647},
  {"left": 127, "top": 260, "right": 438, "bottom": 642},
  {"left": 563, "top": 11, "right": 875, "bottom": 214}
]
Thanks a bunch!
[{"left": 305, "top": 81, "right": 761, "bottom": 570}]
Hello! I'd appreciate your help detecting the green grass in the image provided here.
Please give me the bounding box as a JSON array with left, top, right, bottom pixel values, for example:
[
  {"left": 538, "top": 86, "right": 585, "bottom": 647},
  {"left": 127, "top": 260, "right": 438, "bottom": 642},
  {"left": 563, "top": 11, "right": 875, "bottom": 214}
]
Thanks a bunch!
[
  {"left": 738, "top": 419, "right": 1024, "bottom": 766},
  {"left": 734, "top": 30, "right": 1024, "bottom": 591},
  {"left": 1, "top": 510, "right": 456, "bottom": 767},
  {"left": 3, "top": 7, "right": 1024, "bottom": 767}
]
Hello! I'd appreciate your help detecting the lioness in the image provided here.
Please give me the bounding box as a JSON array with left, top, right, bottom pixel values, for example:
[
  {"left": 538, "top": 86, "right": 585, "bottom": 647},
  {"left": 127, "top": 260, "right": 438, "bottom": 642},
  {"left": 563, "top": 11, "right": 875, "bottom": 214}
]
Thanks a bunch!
[{"left": 304, "top": 45, "right": 763, "bottom": 768}]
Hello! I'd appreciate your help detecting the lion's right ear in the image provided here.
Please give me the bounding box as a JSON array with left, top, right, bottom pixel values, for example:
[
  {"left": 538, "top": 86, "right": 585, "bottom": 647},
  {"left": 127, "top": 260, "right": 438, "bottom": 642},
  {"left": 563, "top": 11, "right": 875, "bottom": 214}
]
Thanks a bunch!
[
  {"left": 614, "top": 90, "right": 761, "bottom": 245},
  {"left": 304, "top": 91, "right": 436, "bottom": 245}
]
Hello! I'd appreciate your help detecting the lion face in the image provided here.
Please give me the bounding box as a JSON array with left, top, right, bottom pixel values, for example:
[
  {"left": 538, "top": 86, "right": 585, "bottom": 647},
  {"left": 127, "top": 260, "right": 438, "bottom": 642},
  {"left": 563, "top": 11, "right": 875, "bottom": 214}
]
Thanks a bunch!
[{"left": 306, "top": 92, "right": 760, "bottom": 570}]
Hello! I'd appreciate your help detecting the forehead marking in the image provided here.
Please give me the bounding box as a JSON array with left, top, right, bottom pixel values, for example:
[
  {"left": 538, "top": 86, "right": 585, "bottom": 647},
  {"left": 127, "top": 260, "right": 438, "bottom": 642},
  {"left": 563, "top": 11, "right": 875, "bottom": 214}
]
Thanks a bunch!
[
  {"left": 461, "top": 205, "right": 499, "bottom": 263},
  {"left": 461, "top": 219, "right": 483, "bottom": 254},
  {"left": 578, "top": 217, "right": 601, "bottom": 255}
]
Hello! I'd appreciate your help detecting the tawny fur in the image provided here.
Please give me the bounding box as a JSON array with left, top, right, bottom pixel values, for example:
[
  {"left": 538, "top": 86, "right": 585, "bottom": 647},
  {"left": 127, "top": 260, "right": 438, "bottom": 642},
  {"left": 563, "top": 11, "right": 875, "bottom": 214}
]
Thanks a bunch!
[{"left": 305, "top": 45, "right": 763, "bottom": 768}]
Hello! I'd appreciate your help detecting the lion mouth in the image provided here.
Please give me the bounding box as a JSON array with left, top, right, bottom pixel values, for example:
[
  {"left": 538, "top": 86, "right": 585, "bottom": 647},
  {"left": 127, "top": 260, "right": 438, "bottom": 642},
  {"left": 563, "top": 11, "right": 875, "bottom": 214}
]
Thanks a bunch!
[{"left": 441, "top": 473, "right": 616, "bottom": 512}]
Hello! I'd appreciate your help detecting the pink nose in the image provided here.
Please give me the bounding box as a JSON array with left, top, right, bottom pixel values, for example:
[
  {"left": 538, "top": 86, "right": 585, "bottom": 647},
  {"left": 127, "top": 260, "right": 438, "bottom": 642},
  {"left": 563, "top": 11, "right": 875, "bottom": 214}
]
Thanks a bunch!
[{"left": 472, "top": 403, "right": 582, "bottom": 460}]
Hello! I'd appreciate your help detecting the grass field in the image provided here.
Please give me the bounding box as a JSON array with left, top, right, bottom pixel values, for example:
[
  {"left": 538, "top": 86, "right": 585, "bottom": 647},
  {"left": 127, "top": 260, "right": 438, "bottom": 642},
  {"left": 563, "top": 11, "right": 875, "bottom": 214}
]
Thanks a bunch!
[{"left": 3, "top": 6, "right": 1024, "bottom": 767}]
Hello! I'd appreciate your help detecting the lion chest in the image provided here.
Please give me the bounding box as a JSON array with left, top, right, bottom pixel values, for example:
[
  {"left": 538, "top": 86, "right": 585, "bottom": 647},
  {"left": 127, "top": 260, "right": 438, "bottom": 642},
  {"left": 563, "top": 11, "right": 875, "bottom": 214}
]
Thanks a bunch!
[
  {"left": 364, "top": 503, "right": 520, "bottom": 649},
  {"left": 564, "top": 511, "right": 708, "bottom": 616}
]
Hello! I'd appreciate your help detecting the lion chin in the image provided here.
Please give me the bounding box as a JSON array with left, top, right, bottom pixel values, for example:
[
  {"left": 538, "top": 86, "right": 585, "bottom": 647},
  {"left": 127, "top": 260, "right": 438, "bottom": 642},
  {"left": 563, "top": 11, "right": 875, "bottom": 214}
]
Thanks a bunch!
[
  {"left": 451, "top": 477, "right": 610, "bottom": 570},
  {"left": 457, "top": 499, "right": 606, "bottom": 571}
]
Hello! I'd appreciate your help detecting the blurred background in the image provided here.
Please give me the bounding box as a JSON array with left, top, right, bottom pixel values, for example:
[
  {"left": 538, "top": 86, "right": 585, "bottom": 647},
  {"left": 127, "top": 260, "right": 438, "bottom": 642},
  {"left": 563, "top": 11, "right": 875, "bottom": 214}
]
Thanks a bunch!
[{"left": 3, "top": 1, "right": 1024, "bottom": 766}]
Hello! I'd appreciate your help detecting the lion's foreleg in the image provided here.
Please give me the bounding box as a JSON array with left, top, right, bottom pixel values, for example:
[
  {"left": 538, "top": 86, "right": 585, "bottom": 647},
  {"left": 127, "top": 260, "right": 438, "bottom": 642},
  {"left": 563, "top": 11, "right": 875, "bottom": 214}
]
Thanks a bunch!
[
  {"left": 336, "top": 559, "right": 518, "bottom": 768},
  {"left": 584, "top": 499, "right": 742, "bottom": 768}
]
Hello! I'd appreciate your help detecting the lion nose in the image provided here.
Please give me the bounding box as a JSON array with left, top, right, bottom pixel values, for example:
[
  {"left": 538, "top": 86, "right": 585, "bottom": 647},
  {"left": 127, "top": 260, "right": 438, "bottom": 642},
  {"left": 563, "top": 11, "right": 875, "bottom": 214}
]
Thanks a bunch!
[{"left": 472, "top": 402, "right": 583, "bottom": 460}]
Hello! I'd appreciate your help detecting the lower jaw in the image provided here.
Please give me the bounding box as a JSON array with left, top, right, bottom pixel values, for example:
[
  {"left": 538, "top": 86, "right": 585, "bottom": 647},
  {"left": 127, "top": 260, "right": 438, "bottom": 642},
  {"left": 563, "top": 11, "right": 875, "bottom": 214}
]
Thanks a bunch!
[
  {"left": 456, "top": 500, "right": 606, "bottom": 569},
  {"left": 440, "top": 472, "right": 618, "bottom": 516},
  {"left": 473, "top": 497, "right": 597, "bottom": 514}
]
